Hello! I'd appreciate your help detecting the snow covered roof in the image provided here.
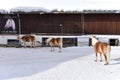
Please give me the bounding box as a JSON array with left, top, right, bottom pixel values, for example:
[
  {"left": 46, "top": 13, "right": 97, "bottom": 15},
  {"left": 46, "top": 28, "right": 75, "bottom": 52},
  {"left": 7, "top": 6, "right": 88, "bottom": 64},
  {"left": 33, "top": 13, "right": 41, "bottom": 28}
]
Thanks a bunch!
[
  {"left": 10, "top": 7, "right": 50, "bottom": 13},
  {"left": 83, "top": 10, "right": 120, "bottom": 13},
  {"left": 10, "top": 8, "right": 120, "bottom": 14},
  {"left": 0, "top": 9, "right": 8, "bottom": 14},
  {"left": 9, "top": 7, "right": 82, "bottom": 14},
  {"left": 1, "top": 7, "right": 120, "bottom": 14}
]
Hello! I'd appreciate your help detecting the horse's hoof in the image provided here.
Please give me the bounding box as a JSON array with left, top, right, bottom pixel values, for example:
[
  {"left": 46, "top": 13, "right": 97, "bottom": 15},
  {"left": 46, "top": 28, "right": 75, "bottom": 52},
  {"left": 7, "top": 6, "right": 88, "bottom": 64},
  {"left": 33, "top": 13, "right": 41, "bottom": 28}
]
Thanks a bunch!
[
  {"left": 100, "top": 60, "right": 102, "bottom": 62},
  {"left": 95, "top": 60, "right": 97, "bottom": 62},
  {"left": 104, "top": 63, "right": 109, "bottom": 65}
]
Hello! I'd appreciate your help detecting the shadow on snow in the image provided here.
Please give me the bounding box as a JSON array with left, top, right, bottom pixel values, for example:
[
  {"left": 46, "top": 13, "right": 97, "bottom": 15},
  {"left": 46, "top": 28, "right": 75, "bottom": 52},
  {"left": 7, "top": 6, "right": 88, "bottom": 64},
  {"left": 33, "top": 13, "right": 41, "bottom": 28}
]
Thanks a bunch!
[{"left": 0, "top": 47, "right": 93, "bottom": 80}]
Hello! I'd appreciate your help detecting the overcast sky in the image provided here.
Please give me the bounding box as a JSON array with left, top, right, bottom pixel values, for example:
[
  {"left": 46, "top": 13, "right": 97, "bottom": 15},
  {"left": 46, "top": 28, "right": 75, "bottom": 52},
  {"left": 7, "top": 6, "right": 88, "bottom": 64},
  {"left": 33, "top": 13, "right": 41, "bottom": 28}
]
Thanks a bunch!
[{"left": 1, "top": 0, "right": 120, "bottom": 11}]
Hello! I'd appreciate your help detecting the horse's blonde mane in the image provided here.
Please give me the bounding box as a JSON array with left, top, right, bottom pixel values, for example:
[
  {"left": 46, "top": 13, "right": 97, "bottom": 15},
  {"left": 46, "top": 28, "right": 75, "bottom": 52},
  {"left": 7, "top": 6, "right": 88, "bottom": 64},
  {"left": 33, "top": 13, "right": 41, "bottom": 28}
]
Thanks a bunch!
[{"left": 92, "top": 36, "right": 99, "bottom": 46}]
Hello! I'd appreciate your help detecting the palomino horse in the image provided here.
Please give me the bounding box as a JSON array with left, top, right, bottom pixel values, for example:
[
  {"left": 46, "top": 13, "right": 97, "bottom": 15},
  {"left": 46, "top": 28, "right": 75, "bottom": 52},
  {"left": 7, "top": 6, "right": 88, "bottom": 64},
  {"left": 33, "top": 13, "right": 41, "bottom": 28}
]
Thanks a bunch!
[
  {"left": 17, "top": 35, "right": 36, "bottom": 48},
  {"left": 45, "top": 38, "right": 63, "bottom": 53},
  {"left": 91, "top": 36, "right": 111, "bottom": 65}
]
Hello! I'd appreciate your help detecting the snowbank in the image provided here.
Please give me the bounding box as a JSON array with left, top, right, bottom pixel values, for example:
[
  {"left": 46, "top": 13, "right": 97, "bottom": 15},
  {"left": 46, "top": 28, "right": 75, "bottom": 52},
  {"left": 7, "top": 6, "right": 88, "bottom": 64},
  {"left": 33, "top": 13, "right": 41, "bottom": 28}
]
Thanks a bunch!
[{"left": 0, "top": 47, "right": 120, "bottom": 80}]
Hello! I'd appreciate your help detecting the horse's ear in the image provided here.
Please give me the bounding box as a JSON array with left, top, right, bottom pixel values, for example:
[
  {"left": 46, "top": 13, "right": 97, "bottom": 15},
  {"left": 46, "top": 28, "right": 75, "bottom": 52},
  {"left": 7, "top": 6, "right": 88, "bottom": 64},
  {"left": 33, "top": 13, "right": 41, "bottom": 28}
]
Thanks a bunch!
[
  {"left": 17, "top": 35, "right": 21, "bottom": 39},
  {"left": 92, "top": 35, "right": 96, "bottom": 38}
]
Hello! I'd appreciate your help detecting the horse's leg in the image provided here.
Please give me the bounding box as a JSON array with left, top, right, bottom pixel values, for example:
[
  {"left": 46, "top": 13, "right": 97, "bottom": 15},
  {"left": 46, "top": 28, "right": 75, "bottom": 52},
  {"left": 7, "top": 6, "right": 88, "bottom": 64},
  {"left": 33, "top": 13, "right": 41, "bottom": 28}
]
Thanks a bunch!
[
  {"left": 50, "top": 46, "right": 52, "bottom": 52},
  {"left": 33, "top": 40, "right": 35, "bottom": 48},
  {"left": 106, "top": 52, "right": 110, "bottom": 65},
  {"left": 58, "top": 46, "right": 60, "bottom": 53},
  {"left": 32, "top": 42, "right": 34, "bottom": 47},
  {"left": 31, "top": 41, "right": 34, "bottom": 48},
  {"left": 31, "top": 41, "right": 35, "bottom": 48},
  {"left": 24, "top": 41, "right": 26, "bottom": 48},
  {"left": 30, "top": 42, "right": 32, "bottom": 48},
  {"left": 51, "top": 46, "right": 53, "bottom": 52},
  {"left": 104, "top": 54, "right": 108, "bottom": 65},
  {"left": 107, "top": 55, "right": 110, "bottom": 65},
  {"left": 30, "top": 40, "right": 33, "bottom": 48},
  {"left": 59, "top": 45, "right": 62, "bottom": 53},
  {"left": 95, "top": 53, "right": 98, "bottom": 62},
  {"left": 53, "top": 46, "right": 55, "bottom": 52},
  {"left": 100, "top": 53, "right": 102, "bottom": 62},
  {"left": 107, "top": 47, "right": 110, "bottom": 65},
  {"left": 59, "top": 42, "right": 62, "bottom": 53}
]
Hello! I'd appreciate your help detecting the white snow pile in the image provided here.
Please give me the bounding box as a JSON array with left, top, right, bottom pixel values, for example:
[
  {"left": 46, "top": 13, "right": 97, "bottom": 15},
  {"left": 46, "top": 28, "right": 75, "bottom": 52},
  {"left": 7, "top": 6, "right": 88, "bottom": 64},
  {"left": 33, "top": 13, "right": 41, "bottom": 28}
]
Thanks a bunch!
[{"left": 10, "top": 7, "right": 50, "bottom": 13}]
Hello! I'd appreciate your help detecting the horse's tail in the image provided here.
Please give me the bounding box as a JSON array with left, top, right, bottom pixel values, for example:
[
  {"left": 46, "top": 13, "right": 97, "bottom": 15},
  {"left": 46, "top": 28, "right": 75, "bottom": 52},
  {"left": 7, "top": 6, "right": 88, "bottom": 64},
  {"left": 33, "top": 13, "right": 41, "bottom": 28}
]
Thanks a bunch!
[{"left": 106, "top": 45, "right": 111, "bottom": 64}]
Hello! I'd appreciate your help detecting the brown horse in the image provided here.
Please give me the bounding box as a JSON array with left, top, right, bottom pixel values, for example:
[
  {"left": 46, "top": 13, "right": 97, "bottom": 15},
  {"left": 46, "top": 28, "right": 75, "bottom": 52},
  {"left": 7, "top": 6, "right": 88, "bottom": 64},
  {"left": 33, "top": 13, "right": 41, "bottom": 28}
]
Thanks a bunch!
[
  {"left": 91, "top": 36, "right": 111, "bottom": 65},
  {"left": 45, "top": 38, "right": 63, "bottom": 53},
  {"left": 17, "top": 35, "right": 36, "bottom": 47}
]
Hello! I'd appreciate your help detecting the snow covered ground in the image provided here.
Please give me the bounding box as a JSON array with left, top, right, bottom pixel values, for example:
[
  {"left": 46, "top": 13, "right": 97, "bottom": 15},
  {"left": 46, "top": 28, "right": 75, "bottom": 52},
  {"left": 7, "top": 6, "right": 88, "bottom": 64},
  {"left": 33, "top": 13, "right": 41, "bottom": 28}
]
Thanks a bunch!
[{"left": 0, "top": 46, "right": 120, "bottom": 80}]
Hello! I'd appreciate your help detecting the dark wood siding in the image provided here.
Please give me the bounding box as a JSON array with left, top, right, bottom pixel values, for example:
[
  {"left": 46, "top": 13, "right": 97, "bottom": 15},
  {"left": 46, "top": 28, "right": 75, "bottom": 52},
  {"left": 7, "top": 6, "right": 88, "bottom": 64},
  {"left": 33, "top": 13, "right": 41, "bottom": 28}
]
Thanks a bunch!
[
  {"left": 20, "top": 13, "right": 82, "bottom": 34},
  {"left": 116, "top": 14, "right": 120, "bottom": 34},
  {"left": 1, "top": 13, "right": 120, "bottom": 35},
  {"left": 84, "top": 14, "right": 118, "bottom": 34}
]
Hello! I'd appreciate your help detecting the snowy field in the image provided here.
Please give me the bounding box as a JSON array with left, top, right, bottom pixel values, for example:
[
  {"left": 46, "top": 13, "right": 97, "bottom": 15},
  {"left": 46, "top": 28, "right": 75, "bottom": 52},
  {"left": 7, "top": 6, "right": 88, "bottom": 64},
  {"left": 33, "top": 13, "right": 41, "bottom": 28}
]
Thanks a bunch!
[{"left": 0, "top": 46, "right": 120, "bottom": 80}]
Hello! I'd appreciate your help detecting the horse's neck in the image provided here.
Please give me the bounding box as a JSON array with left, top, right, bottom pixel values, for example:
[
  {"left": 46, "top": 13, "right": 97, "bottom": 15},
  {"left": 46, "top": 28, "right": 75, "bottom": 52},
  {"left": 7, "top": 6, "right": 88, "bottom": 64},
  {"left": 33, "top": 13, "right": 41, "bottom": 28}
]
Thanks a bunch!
[{"left": 92, "top": 39, "right": 99, "bottom": 46}]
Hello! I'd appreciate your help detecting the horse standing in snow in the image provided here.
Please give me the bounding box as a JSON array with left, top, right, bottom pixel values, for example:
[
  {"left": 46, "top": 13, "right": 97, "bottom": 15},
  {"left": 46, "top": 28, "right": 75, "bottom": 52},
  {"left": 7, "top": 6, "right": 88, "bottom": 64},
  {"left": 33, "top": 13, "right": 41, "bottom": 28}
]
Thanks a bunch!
[
  {"left": 45, "top": 38, "right": 63, "bottom": 53},
  {"left": 17, "top": 35, "right": 36, "bottom": 48},
  {"left": 91, "top": 36, "right": 111, "bottom": 65}
]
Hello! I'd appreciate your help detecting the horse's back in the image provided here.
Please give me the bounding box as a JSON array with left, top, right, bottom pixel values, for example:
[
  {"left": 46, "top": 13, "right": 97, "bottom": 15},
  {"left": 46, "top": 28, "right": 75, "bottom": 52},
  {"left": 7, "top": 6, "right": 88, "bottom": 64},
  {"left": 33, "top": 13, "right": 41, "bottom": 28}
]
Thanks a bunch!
[
  {"left": 50, "top": 38, "right": 62, "bottom": 46},
  {"left": 95, "top": 42, "right": 110, "bottom": 54},
  {"left": 21, "top": 35, "right": 35, "bottom": 42},
  {"left": 29, "top": 36, "right": 35, "bottom": 41},
  {"left": 56, "top": 38, "right": 62, "bottom": 43}
]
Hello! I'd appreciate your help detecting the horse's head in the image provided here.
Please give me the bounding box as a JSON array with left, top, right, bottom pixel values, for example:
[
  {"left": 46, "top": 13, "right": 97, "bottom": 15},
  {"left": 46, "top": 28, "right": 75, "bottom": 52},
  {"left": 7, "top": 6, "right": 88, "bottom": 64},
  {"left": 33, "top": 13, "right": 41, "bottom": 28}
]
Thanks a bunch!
[
  {"left": 91, "top": 35, "right": 99, "bottom": 46},
  {"left": 4, "top": 19, "right": 15, "bottom": 31},
  {"left": 45, "top": 38, "right": 49, "bottom": 45},
  {"left": 17, "top": 35, "right": 20, "bottom": 40},
  {"left": 17, "top": 35, "right": 22, "bottom": 40},
  {"left": 45, "top": 38, "right": 52, "bottom": 45}
]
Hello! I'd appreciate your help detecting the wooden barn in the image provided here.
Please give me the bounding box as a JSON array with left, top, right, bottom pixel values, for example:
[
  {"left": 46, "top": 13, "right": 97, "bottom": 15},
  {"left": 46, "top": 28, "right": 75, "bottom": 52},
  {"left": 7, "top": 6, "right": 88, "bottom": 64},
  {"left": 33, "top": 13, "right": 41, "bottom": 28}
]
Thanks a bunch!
[
  {"left": 0, "top": 10, "right": 120, "bottom": 35},
  {"left": 0, "top": 10, "right": 120, "bottom": 47},
  {"left": 17, "top": 11, "right": 120, "bottom": 35}
]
